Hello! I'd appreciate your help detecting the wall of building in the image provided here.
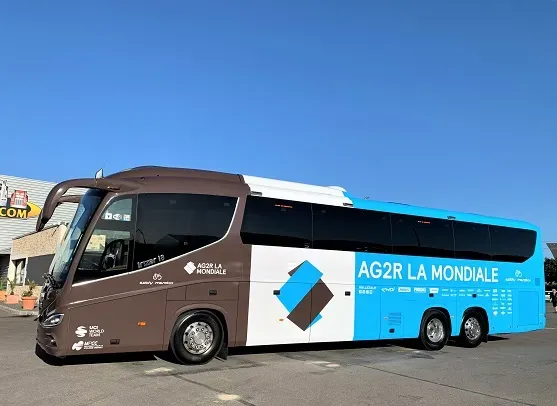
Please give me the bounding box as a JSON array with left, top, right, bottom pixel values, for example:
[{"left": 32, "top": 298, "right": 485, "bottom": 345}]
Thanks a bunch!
[
  {"left": 0, "top": 174, "right": 85, "bottom": 254},
  {"left": 548, "top": 243, "right": 557, "bottom": 259},
  {"left": 6, "top": 224, "right": 68, "bottom": 285},
  {"left": 10, "top": 224, "right": 67, "bottom": 260}
]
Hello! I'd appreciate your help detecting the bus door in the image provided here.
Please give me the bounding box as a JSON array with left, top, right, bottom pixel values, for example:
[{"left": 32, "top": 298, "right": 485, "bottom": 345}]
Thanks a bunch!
[{"left": 64, "top": 194, "right": 167, "bottom": 355}]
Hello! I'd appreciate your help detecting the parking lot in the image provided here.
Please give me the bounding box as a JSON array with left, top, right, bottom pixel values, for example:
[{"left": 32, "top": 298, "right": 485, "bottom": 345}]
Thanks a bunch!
[{"left": 1, "top": 305, "right": 556, "bottom": 406}]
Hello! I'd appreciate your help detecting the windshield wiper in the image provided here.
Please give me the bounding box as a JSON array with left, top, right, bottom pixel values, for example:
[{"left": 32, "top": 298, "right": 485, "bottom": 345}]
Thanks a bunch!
[{"left": 43, "top": 273, "right": 60, "bottom": 289}]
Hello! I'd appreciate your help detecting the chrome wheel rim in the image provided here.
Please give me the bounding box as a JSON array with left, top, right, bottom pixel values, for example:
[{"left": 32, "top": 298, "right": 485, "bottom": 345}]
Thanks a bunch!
[
  {"left": 464, "top": 317, "right": 481, "bottom": 341},
  {"left": 427, "top": 318, "right": 445, "bottom": 343},
  {"left": 183, "top": 321, "right": 214, "bottom": 355}
]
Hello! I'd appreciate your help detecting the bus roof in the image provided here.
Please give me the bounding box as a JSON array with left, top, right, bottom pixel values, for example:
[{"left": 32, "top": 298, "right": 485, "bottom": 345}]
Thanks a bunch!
[
  {"left": 345, "top": 194, "right": 538, "bottom": 231},
  {"left": 103, "top": 166, "right": 539, "bottom": 232}
]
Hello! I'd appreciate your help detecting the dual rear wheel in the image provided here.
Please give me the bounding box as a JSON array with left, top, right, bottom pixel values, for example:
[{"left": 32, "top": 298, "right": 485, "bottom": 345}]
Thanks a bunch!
[
  {"left": 419, "top": 309, "right": 486, "bottom": 351},
  {"left": 458, "top": 312, "right": 486, "bottom": 348}
]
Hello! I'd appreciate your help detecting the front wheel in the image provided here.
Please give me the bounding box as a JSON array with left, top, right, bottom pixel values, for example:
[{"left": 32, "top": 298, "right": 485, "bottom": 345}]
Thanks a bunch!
[
  {"left": 170, "top": 311, "right": 224, "bottom": 365},
  {"left": 419, "top": 310, "right": 449, "bottom": 351}
]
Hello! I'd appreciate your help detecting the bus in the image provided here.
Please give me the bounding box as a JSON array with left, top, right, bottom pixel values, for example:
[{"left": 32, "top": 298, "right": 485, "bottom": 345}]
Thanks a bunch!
[{"left": 35, "top": 166, "right": 545, "bottom": 365}]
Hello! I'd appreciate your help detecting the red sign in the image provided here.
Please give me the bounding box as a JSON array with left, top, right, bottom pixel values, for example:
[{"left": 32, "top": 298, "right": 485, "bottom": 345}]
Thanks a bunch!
[{"left": 10, "top": 190, "right": 28, "bottom": 209}]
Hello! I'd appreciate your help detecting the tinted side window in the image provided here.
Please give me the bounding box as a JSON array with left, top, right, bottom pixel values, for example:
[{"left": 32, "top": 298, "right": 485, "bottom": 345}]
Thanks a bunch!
[
  {"left": 391, "top": 214, "right": 455, "bottom": 258},
  {"left": 240, "top": 196, "right": 312, "bottom": 248},
  {"left": 453, "top": 221, "right": 492, "bottom": 261},
  {"left": 133, "top": 193, "right": 237, "bottom": 270},
  {"left": 312, "top": 204, "right": 392, "bottom": 253},
  {"left": 489, "top": 225, "right": 536, "bottom": 263}
]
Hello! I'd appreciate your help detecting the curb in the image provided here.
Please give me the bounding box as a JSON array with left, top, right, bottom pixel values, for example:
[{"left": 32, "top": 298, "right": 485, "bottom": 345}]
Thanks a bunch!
[{"left": 0, "top": 303, "right": 38, "bottom": 317}]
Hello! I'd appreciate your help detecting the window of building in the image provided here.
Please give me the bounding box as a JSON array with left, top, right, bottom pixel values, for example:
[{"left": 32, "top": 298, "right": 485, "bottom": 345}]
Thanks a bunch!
[
  {"left": 312, "top": 204, "right": 392, "bottom": 253},
  {"left": 489, "top": 225, "right": 536, "bottom": 263},
  {"left": 73, "top": 196, "right": 136, "bottom": 284},
  {"left": 13, "top": 258, "right": 27, "bottom": 285},
  {"left": 133, "top": 193, "right": 237, "bottom": 270},
  {"left": 240, "top": 196, "right": 312, "bottom": 248},
  {"left": 453, "top": 221, "right": 492, "bottom": 261},
  {"left": 391, "top": 213, "right": 455, "bottom": 258}
]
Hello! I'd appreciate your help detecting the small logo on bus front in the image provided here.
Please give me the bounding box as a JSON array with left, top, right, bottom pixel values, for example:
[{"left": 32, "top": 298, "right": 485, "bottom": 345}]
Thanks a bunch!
[
  {"left": 75, "top": 326, "right": 87, "bottom": 338},
  {"left": 72, "top": 341, "right": 84, "bottom": 351}
]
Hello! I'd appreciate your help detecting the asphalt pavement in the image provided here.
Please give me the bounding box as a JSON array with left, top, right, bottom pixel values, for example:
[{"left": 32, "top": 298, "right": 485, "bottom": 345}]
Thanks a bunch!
[{"left": 1, "top": 304, "right": 556, "bottom": 406}]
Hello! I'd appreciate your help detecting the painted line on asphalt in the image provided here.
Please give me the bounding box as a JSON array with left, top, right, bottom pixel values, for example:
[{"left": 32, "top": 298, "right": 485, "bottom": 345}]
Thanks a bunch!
[
  {"left": 172, "top": 375, "right": 256, "bottom": 406},
  {"left": 217, "top": 394, "right": 241, "bottom": 401},
  {"left": 306, "top": 360, "right": 340, "bottom": 368},
  {"left": 145, "top": 367, "right": 174, "bottom": 375}
]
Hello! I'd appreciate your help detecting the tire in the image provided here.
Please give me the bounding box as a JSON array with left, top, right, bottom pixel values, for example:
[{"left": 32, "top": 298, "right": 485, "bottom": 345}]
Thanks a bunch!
[
  {"left": 458, "top": 311, "right": 485, "bottom": 348},
  {"left": 419, "top": 310, "right": 450, "bottom": 351},
  {"left": 170, "top": 310, "right": 224, "bottom": 365}
]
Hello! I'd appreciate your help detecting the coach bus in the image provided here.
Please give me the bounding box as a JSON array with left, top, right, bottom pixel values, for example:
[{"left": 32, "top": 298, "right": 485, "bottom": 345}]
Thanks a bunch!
[{"left": 35, "top": 166, "right": 545, "bottom": 364}]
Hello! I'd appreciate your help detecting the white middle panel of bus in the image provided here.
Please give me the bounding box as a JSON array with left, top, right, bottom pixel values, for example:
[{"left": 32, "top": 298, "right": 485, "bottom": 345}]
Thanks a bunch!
[{"left": 246, "top": 245, "right": 355, "bottom": 346}]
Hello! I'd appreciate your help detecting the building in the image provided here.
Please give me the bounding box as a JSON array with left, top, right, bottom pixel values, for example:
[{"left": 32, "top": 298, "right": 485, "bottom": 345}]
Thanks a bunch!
[
  {"left": 547, "top": 243, "right": 557, "bottom": 259},
  {"left": 0, "top": 174, "right": 84, "bottom": 288}
]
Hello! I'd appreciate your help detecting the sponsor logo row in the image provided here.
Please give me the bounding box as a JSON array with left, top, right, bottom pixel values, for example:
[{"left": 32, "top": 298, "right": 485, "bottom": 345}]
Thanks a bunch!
[{"left": 380, "top": 287, "right": 439, "bottom": 294}]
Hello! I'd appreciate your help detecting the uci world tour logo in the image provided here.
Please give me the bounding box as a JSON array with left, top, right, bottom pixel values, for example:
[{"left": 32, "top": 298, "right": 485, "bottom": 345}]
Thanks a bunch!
[{"left": 276, "top": 260, "right": 333, "bottom": 331}]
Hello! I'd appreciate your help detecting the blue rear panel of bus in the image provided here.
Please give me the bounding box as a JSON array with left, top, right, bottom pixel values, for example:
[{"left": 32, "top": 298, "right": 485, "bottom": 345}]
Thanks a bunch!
[{"left": 347, "top": 195, "right": 545, "bottom": 339}]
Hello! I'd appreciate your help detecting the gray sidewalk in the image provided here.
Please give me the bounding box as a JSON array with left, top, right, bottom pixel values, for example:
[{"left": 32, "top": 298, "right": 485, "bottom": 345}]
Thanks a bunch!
[{"left": 0, "top": 302, "right": 38, "bottom": 316}]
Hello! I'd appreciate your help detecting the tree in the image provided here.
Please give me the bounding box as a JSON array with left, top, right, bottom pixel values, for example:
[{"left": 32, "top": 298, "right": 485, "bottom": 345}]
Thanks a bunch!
[{"left": 544, "top": 257, "right": 557, "bottom": 287}]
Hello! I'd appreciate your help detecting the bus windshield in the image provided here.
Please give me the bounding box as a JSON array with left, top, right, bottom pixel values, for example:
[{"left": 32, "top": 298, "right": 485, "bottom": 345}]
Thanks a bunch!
[{"left": 49, "top": 189, "right": 105, "bottom": 286}]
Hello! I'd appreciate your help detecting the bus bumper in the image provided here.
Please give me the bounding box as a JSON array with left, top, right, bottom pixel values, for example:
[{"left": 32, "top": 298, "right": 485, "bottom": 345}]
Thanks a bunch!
[{"left": 36, "top": 323, "right": 66, "bottom": 358}]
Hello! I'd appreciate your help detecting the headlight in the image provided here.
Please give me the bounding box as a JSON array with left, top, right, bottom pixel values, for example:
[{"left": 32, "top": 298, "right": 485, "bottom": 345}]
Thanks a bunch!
[{"left": 41, "top": 313, "right": 64, "bottom": 327}]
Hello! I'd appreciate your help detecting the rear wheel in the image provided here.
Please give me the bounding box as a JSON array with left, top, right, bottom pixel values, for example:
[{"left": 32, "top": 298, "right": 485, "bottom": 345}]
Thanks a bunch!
[
  {"left": 419, "top": 310, "right": 449, "bottom": 351},
  {"left": 170, "top": 311, "right": 223, "bottom": 365},
  {"left": 458, "top": 311, "right": 485, "bottom": 348}
]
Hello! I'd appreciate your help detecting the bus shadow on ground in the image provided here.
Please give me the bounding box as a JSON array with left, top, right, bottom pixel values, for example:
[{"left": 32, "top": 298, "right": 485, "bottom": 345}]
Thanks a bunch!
[
  {"left": 34, "top": 335, "right": 510, "bottom": 367},
  {"left": 392, "top": 335, "right": 509, "bottom": 350},
  {"left": 228, "top": 340, "right": 395, "bottom": 357},
  {"left": 229, "top": 334, "right": 509, "bottom": 356}
]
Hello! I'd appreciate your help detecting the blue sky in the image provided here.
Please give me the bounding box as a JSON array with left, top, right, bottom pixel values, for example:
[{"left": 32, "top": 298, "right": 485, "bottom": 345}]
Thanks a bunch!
[{"left": 1, "top": 1, "right": 556, "bottom": 256}]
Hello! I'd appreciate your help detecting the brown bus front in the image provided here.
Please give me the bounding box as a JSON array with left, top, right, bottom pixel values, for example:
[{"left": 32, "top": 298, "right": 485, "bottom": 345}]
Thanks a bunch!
[{"left": 36, "top": 166, "right": 252, "bottom": 364}]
